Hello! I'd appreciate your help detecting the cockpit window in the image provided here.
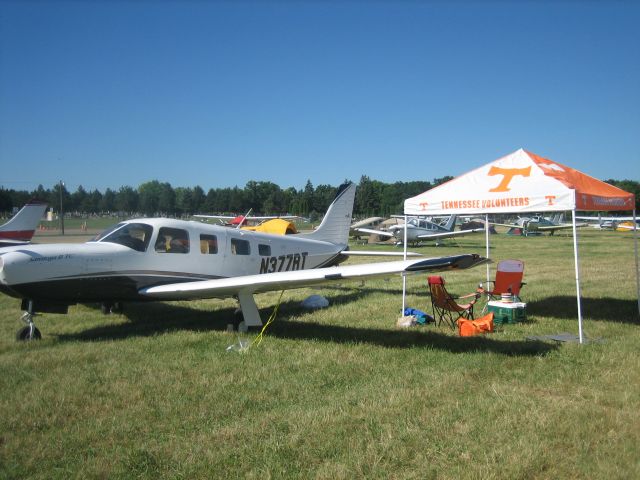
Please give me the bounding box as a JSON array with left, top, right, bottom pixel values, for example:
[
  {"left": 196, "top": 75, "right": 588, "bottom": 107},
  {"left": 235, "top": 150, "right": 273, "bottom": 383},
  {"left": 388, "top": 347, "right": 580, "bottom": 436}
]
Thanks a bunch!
[{"left": 94, "top": 222, "right": 153, "bottom": 252}]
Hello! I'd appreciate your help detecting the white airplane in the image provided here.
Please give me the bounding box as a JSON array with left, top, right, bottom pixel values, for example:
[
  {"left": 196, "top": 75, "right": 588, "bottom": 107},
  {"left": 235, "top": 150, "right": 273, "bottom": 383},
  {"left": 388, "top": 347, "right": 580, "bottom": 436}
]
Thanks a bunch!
[
  {"left": 576, "top": 215, "right": 637, "bottom": 230},
  {"left": 0, "top": 201, "right": 48, "bottom": 247},
  {"left": 194, "top": 211, "right": 301, "bottom": 227},
  {"left": 0, "top": 184, "right": 486, "bottom": 340},
  {"left": 356, "top": 215, "right": 483, "bottom": 245}
]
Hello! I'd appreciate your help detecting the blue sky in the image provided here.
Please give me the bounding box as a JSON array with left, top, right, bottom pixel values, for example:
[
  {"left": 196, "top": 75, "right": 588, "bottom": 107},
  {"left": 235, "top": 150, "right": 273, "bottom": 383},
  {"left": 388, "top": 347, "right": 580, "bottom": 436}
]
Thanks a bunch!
[{"left": 1, "top": 0, "right": 639, "bottom": 193}]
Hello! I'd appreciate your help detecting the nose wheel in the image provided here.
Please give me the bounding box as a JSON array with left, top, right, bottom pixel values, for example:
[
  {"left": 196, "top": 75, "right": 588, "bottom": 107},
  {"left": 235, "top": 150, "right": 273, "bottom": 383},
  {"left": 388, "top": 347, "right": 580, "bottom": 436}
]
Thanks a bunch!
[
  {"left": 17, "top": 312, "right": 41, "bottom": 341},
  {"left": 16, "top": 302, "right": 41, "bottom": 341}
]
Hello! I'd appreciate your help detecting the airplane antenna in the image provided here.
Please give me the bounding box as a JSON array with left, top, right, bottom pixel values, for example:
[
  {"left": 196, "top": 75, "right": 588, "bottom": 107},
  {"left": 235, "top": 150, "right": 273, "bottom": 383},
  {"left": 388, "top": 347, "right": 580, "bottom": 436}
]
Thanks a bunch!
[{"left": 236, "top": 208, "right": 253, "bottom": 229}]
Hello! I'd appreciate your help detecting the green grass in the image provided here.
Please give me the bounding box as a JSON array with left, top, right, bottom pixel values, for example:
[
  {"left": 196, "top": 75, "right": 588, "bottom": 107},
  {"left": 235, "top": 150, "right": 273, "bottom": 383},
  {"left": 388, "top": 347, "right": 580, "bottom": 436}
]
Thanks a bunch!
[{"left": 1, "top": 229, "right": 639, "bottom": 479}]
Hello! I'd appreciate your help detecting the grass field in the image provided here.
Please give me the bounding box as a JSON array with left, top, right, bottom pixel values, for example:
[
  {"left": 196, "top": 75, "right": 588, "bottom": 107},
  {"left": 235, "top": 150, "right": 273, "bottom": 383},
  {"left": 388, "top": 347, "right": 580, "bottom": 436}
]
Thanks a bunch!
[{"left": 1, "top": 228, "right": 639, "bottom": 479}]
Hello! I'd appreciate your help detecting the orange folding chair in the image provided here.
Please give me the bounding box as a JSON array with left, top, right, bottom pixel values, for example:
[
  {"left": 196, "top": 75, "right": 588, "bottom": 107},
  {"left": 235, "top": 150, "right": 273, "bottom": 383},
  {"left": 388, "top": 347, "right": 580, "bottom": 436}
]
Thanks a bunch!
[
  {"left": 478, "top": 259, "right": 525, "bottom": 302},
  {"left": 428, "top": 276, "right": 480, "bottom": 329}
]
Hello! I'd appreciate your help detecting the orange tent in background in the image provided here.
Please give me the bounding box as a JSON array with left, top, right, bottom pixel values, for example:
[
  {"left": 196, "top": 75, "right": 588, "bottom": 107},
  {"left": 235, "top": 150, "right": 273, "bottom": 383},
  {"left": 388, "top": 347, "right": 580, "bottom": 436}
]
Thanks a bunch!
[{"left": 403, "top": 149, "right": 638, "bottom": 343}]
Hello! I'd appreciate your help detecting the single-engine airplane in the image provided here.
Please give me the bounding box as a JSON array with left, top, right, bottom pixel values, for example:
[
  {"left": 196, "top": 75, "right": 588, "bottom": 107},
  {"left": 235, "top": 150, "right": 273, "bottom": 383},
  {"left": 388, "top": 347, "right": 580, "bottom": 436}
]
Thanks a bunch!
[
  {"left": 492, "top": 214, "right": 585, "bottom": 236},
  {"left": 0, "top": 184, "right": 486, "bottom": 340},
  {"left": 0, "top": 201, "right": 48, "bottom": 247},
  {"left": 194, "top": 211, "right": 301, "bottom": 227},
  {"left": 576, "top": 215, "right": 637, "bottom": 231},
  {"left": 356, "top": 215, "right": 483, "bottom": 246}
]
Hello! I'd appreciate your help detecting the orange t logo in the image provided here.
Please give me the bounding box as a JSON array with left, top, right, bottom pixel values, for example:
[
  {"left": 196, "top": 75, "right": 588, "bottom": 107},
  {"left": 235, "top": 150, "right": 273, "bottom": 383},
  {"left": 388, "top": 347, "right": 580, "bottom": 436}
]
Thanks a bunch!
[{"left": 488, "top": 166, "right": 531, "bottom": 192}]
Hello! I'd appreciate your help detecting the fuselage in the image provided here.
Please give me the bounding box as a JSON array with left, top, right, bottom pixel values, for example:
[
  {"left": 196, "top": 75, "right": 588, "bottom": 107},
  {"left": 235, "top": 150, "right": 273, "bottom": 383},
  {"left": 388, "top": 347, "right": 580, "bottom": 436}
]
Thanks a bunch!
[
  {"left": 387, "top": 218, "right": 452, "bottom": 242},
  {"left": 0, "top": 218, "right": 346, "bottom": 305}
]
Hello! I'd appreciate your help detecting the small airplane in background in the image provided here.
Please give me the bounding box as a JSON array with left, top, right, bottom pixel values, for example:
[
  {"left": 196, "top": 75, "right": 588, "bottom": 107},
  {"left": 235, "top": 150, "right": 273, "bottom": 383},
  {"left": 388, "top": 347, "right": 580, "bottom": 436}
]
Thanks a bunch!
[
  {"left": 492, "top": 214, "right": 585, "bottom": 236},
  {"left": 0, "top": 201, "right": 48, "bottom": 247},
  {"left": 194, "top": 211, "right": 304, "bottom": 235},
  {"left": 356, "top": 215, "right": 483, "bottom": 246},
  {"left": 575, "top": 215, "right": 637, "bottom": 231},
  {"left": 0, "top": 184, "right": 486, "bottom": 340},
  {"left": 194, "top": 211, "right": 301, "bottom": 227}
]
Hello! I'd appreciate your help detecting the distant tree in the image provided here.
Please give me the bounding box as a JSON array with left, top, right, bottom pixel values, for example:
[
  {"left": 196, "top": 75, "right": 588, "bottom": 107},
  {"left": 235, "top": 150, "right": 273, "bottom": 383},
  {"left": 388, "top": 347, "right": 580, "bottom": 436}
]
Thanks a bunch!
[
  {"left": 116, "top": 186, "right": 139, "bottom": 214},
  {"left": 191, "top": 186, "right": 205, "bottom": 213},
  {"left": 100, "top": 188, "right": 116, "bottom": 212},
  {"left": 0, "top": 189, "right": 12, "bottom": 212},
  {"left": 71, "top": 185, "right": 88, "bottom": 212}
]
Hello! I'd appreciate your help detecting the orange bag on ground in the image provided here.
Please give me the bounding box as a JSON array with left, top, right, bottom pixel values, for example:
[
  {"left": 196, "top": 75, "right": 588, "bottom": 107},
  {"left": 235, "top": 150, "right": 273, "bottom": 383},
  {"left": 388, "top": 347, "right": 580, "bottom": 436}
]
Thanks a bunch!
[{"left": 457, "top": 313, "right": 494, "bottom": 337}]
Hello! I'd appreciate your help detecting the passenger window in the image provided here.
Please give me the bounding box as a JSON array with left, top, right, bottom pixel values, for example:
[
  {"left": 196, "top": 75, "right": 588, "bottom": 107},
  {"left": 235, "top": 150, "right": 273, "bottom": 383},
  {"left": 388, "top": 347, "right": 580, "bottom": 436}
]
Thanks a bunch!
[
  {"left": 200, "top": 234, "right": 218, "bottom": 254},
  {"left": 258, "top": 244, "right": 271, "bottom": 256},
  {"left": 155, "top": 227, "right": 190, "bottom": 254},
  {"left": 230, "top": 238, "right": 250, "bottom": 255}
]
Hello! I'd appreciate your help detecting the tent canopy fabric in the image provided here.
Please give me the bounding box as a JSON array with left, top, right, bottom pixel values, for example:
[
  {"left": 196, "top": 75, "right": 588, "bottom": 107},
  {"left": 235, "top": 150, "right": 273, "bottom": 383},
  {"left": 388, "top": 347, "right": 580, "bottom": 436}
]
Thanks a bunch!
[{"left": 404, "top": 148, "right": 635, "bottom": 215}]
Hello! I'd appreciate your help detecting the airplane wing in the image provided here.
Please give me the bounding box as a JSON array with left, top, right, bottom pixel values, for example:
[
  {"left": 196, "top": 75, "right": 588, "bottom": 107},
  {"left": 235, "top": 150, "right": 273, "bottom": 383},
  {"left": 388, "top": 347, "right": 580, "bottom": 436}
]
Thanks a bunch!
[
  {"left": 416, "top": 228, "right": 484, "bottom": 239},
  {"left": 489, "top": 222, "right": 520, "bottom": 229},
  {"left": 194, "top": 214, "right": 300, "bottom": 220},
  {"left": 534, "top": 224, "right": 582, "bottom": 231},
  {"left": 354, "top": 227, "right": 395, "bottom": 238},
  {"left": 140, "top": 254, "right": 487, "bottom": 301}
]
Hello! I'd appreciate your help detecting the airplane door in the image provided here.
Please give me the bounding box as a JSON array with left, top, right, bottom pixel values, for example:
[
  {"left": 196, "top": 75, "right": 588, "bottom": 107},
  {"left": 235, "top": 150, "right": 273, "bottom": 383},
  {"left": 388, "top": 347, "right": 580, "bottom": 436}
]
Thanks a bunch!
[{"left": 225, "top": 232, "right": 259, "bottom": 276}]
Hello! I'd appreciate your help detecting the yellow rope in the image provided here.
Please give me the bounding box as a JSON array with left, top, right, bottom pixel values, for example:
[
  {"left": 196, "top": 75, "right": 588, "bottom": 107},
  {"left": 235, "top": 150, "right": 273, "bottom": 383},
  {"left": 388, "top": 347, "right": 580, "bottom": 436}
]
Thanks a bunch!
[{"left": 251, "top": 290, "right": 285, "bottom": 348}]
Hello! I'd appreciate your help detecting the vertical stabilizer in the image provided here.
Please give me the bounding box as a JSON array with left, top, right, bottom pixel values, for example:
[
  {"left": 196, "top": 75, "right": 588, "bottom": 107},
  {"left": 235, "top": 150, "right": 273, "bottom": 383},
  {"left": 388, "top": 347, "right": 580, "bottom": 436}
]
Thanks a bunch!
[
  {"left": 443, "top": 215, "right": 457, "bottom": 232},
  {"left": 302, "top": 183, "right": 355, "bottom": 245},
  {"left": 0, "top": 201, "right": 47, "bottom": 245}
]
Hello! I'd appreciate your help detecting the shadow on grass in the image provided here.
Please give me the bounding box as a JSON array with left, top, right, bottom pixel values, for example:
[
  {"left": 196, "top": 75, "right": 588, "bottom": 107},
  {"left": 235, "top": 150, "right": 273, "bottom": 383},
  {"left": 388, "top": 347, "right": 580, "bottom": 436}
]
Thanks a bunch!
[
  {"left": 527, "top": 296, "right": 640, "bottom": 324},
  {"left": 56, "top": 296, "right": 558, "bottom": 356}
]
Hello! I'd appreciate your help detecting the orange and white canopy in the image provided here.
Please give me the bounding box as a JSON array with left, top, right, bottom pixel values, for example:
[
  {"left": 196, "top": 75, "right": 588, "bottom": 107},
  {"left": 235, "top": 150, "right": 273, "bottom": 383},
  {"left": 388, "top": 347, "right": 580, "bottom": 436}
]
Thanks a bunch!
[{"left": 404, "top": 148, "right": 635, "bottom": 215}]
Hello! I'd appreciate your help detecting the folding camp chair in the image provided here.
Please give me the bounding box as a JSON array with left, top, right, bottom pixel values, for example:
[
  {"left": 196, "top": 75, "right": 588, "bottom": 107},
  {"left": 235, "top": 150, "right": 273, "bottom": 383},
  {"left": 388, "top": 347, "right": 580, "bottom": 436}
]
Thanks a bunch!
[
  {"left": 478, "top": 259, "right": 525, "bottom": 302},
  {"left": 428, "top": 276, "right": 480, "bottom": 329}
]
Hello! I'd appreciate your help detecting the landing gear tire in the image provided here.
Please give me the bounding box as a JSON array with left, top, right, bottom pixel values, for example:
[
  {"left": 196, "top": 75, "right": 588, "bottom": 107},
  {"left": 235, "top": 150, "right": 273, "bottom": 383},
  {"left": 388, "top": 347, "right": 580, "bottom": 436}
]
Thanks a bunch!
[
  {"left": 16, "top": 325, "right": 42, "bottom": 341},
  {"left": 17, "top": 303, "right": 41, "bottom": 341}
]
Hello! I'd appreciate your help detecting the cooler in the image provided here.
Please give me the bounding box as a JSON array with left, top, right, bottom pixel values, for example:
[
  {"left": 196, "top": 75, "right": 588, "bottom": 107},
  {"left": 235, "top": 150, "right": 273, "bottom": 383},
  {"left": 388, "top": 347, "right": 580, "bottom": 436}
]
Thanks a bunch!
[{"left": 487, "top": 301, "right": 526, "bottom": 324}]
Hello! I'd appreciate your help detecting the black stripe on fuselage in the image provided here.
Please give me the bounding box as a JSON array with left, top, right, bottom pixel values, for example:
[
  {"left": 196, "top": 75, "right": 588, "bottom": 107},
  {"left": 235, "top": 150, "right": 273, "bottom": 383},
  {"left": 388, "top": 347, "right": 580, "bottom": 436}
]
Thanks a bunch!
[{"left": 5, "top": 272, "right": 224, "bottom": 303}]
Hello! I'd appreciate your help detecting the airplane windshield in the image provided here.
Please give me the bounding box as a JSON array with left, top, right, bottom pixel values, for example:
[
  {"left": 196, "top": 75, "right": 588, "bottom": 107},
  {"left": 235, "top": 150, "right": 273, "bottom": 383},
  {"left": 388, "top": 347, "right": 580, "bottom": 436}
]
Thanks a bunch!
[{"left": 93, "top": 222, "right": 153, "bottom": 252}]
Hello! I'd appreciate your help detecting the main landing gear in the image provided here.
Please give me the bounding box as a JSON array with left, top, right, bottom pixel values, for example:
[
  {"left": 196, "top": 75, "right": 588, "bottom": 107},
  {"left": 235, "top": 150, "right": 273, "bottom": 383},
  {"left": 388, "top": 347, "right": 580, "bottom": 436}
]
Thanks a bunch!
[{"left": 16, "top": 301, "right": 41, "bottom": 341}]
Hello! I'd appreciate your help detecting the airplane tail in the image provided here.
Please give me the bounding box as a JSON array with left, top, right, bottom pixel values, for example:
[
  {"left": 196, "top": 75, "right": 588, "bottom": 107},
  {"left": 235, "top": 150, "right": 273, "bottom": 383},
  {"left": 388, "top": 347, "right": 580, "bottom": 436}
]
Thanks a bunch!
[
  {"left": 0, "top": 201, "right": 47, "bottom": 244},
  {"left": 302, "top": 183, "right": 355, "bottom": 246},
  {"left": 443, "top": 215, "right": 457, "bottom": 232}
]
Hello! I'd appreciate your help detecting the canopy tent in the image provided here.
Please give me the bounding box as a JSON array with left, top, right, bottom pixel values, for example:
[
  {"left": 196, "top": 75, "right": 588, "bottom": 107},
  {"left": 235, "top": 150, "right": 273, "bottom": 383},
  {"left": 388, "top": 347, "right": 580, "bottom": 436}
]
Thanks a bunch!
[{"left": 402, "top": 148, "right": 638, "bottom": 343}]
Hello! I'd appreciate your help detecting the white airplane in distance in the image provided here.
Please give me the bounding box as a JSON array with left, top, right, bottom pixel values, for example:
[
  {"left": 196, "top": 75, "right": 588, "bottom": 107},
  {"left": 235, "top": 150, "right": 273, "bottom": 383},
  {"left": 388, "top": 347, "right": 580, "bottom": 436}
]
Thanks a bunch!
[
  {"left": 194, "top": 211, "right": 302, "bottom": 228},
  {"left": 492, "top": 214, "right": 586, "bottom": 236},
  {"left": 0, "top": 184, "right": 487, "bottom": 340},
  {"left": 0, "top": 201, "right": 48, "bottom": 247},
  {"left": 356, "top": 215, "right": 483, "bottom": 246},
  {"left": 575, "top": 215, "right": 637, "bottom": 230}
]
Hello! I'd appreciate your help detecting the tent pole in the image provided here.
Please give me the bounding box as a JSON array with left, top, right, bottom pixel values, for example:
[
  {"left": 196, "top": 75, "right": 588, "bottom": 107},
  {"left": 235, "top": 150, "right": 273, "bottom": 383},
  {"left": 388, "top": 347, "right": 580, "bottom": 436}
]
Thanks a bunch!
[
  {"left": 634, "top": 209, "right": 639, "bottom": 318},
  {"left": 402, "top": 215, "right": 408, "bottom": 316},
  {"left": 485, "top": 214, "right": 490, "bottom": 284},
  {"left": 572, "top": 209, "right": 584, "bottom": 344}
]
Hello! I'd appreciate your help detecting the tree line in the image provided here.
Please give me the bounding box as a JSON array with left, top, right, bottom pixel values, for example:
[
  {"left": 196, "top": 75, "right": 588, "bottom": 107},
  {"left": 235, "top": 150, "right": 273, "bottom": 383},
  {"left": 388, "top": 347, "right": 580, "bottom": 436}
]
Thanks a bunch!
[{"left": 1, "top": 176, "right": 638, "bottom": 219}]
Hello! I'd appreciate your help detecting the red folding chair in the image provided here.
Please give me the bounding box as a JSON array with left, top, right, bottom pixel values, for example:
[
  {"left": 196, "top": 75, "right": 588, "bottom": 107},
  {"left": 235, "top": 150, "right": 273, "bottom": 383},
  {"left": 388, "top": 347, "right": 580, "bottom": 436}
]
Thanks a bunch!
[
  {"left": 428, "top": 276, "right": 479, "bottom": 329},
  {"left": 478, "top": 259, "right": 525, "bottom": 301}
]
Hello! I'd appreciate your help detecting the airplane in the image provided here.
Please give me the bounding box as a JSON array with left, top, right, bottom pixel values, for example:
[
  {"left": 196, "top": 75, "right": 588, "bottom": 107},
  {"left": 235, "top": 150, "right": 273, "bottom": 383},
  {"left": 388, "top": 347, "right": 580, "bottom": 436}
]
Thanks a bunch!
[
  {"left": 194, "top": 211, "right": 301, "bottom": 228},
  {"left": 492, "top": 214, "right": 585, "bottom": 236},
  {"left": 355, "top": 215, "right": 484, "bottom": 246},
  {"left": 575, "top": 215, "right": 637, "bottom": 230},
  {"left": 0, "top": 184, "right": 487, "bottom": 340},
  {"left": 0, "top": 201, "right": 48, "bottom": 247}
]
